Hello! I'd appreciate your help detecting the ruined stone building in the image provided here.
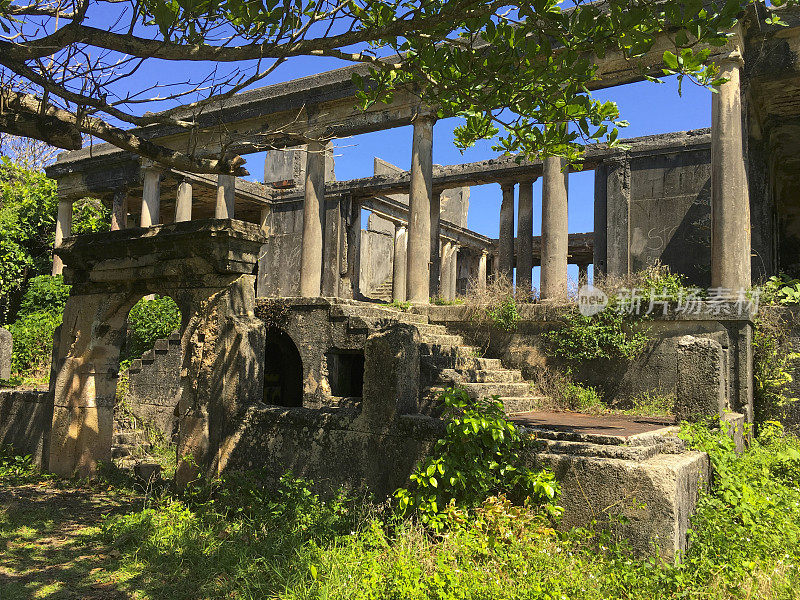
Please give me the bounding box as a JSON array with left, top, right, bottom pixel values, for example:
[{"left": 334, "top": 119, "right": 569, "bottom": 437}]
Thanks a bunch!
[{"left": 1, "top": 2, "right": 800, "bottom": 559}]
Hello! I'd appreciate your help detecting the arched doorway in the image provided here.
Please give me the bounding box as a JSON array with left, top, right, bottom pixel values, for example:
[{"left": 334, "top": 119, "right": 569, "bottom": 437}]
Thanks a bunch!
[{"left": 263, "top": 328, "right": 303, "bottom": 407}]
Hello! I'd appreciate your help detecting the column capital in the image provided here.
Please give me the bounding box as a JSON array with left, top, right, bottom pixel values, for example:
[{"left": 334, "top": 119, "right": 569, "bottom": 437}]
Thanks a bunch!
[
  {"left": 411, "top": 108, "right": 437, "bottom": 124},
  {"left": 713, "top": 50, "right": 744, "bottom": 68},
  {"left": 140, "top": 158, "right": 163, "bottom": 173},
  {"left": 499, "top": 180, "right": 516, "bottom": 192}
]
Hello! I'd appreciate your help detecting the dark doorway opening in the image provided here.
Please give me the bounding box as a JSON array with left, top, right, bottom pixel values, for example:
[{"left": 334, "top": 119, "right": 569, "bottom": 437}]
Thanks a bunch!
[
  {"left": 327, "top": 350, "right": 365, "bottom": 398},
  {"left": 264, "top": 328, "right": 303, "bottom": 407}
]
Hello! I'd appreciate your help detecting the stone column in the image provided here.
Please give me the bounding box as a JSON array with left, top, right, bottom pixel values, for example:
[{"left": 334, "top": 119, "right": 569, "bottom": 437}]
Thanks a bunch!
[
  {"left": 406, "top": 115, "right": 434, "bottom": 304},
  {"left": 393, "top": 225, "right": 408, "bottom": 302},
  {"left": 140, "top": 164, "right": 161, "bottom": 228},
  {"left": 498, "top": 182, "right": 515, "bottom": 282},
  {"left": 429, "top": 190, "right": 442, "bottom": 297},
  {"left": 517, "top": 179, "right": 534, "bottom": 297},
  {"left": 448, "top": 244, "right": 459, "bottom": 300},
  {"left": 541, "top": 157, "right": 569, "bottom": 301},
  {"left": 299, "top": 140, "right": 327, "bottom": 297},
  {"left": 111, "top": 187, "right": 128, "bottom": 231},
  {"left": 477, "top": 251, "right": 488, "bottom": 291},
  {"left": 215, "top": 174, "right": 235, "bottom": 219},
  {"left": 711, "top": 55, "right": 751, "bottom": 291},
  {"left": 52, "top": 200, "right": 72, "bottom": 276},
  {"left": 175, "top": 179, "right": 193, "bottom": 223},
  {"left": 345, "top": 197, "right": 362, "bottom": 299},
  {"left": 578, "top": 263, "right": 590, "bottom": 286},
  {"left": 440, "top": 241, "right": 453, "bottom": 300},
  {"left": 605, "top": 155, "right": 631, "bottom": 277}
]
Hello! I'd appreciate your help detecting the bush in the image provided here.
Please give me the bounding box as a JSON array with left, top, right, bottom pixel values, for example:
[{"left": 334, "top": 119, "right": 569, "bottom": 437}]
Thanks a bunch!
[
  {"left": 543, "top": 307, "right": 648, "bottom": 361},
  {"left": 752, "top": 308, "right": 800, "bottom": 424},
  {"left": 17, "top": 274, "right": 70, "bottom": 317},
  {"left": 0, "top": 160, "right": 58, "bottom": 323},
  {"left": 123, "top": 295, "right": 182, "bottom": 364},
  {"left": 759, "top": 274, "right": 800, "bottom": 306},
  {"left": 7, "top": 309, "right": 61, "bottom": 376},
  {"left": 395, "top": 388, "right": 562, "bottom": 531}
]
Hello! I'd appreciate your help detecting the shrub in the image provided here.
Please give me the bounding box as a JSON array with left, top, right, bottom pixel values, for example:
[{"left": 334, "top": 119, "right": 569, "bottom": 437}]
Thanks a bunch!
[
  {"left": 7, "top": 309, "right": 62, "bottom": 377},
  {"left": 543, "top": 307, "right": 648, "bottom": 361},
  {"left": 123, "top": 295, "right": 182, "bottom": 364},
  {"left": 72, "top": 197, "right": 111, "bottom": 235},
  {"left": 17, "top": 274, "right": 70, "bottom": 317},
  {"left": 759, "top": 274, "right": 800, "bottom": 306},
  {"left": 395, "top": 388, "right": 562, "bottom": 531},
  {"left": 752, "top": 308, "right": 800, "bottom": 424},
  {"left": 0, "top": 160, "right": 58, "bottom": 323}
]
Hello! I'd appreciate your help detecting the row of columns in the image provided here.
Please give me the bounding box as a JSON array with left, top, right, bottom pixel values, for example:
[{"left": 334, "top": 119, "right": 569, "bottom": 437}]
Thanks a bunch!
[
  {"left": 52, "top": 165, "right": 242, "bottom": 275},
  {"left": 391, "top": 222, "right": 483, "bottom": 302},
  {"left": 53, "top": 52, "right": 750, "bottom": 296},
  {"left": 496, "top": 155, "right": 570, "bottom": 301}
]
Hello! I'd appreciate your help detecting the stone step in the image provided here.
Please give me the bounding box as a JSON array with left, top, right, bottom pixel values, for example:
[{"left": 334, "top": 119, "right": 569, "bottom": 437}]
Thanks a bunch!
[
  {"left": 438, "top": 368, "right": 524, "bottom": 383},
  {"left": 113, "top": 430, "right": 147, "bottom": 445},
  {"left": 419, "top": 389, "right": 547, "bottom": 415},
  {"left": 454, "top": 381, "right": 533, "bottom": 398},
  {"left": 500, "top": 396, "right": 548, "bottom": 414},
  {"left": 330, "top": 304, "right": 429, "bottom": 325},
  {"left": 529, "top": 438, "right": 662, "bottom": 461},
  {"left": 413, "top": 324, "right": 450, "bottom": 337},
  {"left": 111, "top": 442, "right": 151, "bottom": 459},
  {"left": 422, "top": 355, "right": 503, "bottom": 370},
  {"left": 419, "top": 333, "right": 464, "bottom": 346},
  {"left": 419, "top": 343, "right": 482, "bottom": 358}
]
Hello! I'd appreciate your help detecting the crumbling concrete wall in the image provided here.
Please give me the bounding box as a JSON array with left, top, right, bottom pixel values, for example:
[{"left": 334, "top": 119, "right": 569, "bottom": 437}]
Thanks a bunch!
[
  {"left": 48, "top": 220, "right": 266, "bottom": 481},
  {"left": 0, "top": 390, "right": 52, "bottom": 463},
  {"left": 218, "top": 320, "right": 709, "bottom": 561},
  {"left": 595, "top": 132, "right": 713, "bottom": 286}
]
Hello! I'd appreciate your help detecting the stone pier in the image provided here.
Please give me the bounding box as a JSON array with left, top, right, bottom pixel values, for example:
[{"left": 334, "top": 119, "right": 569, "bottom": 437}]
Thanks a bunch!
[
  {"left": 406, "top": 115, "right": 435, "bottom": 304},
  {"left": 140, "top": 162, "right": 161, "bottom": 228},
  {"left": 517, "top": 179, "right": 534, "bottom": 296},
  {"left": 175, "top": 180, "right": 193, "bottom": 222},
  {"left": 711, "top": 54, "right": 751, "bottom": 291},
  {"left": 393, "top": 225, "right": 408, "bottom": 302},
  {"left": 541, "top": 156, "right": 569, "bottom": 300},
  {"left": 300, "top": 140, "right": 327, "bottom": 297},
  {"left": 498, "top": 182, "right": 515, "bottom": 282},
  {"left": 215, "top": 174, "right": 235, "bottom": 219}
]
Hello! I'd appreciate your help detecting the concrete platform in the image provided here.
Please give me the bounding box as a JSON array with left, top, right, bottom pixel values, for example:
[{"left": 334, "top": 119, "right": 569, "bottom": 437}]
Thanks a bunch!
[{"left": 509, "top": 410, "right": 676, "bottom": 439}]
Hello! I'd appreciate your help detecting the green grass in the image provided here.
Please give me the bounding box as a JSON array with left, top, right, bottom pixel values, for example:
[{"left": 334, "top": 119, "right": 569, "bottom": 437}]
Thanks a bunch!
[{"left": 2, "top": 424, "right": 800, "bottom": 599}]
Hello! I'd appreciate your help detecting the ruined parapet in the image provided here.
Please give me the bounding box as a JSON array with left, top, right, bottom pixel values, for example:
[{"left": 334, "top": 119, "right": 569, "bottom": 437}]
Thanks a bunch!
[
  {"left": 0, "top": 390, "right": 52, "bottom": 463},
  {"left": 0, "top": 327, "right": 11, "bottom": 381},
  {"left": 359, "top": 324, "right": 420, "bottom": 431},
  {"left": 675, "top": 335, "right": 727, "bottom": 421}
]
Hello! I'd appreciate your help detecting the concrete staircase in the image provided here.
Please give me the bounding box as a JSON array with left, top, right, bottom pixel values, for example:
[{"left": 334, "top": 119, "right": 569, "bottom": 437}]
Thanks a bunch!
[
  {"left": 369, "top": 275, "right": 394, "bottom": 303},
  {"left": 416, "top": 323, "right": 546, "bottom": 415},
  {"left": 326, "top": 301, "right": 546, "bottom": 415}
]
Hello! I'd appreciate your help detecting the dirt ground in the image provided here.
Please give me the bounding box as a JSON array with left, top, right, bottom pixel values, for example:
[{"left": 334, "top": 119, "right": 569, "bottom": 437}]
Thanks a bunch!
[{"left": 0, "top": 481, "right": 140, "bottom": 599}]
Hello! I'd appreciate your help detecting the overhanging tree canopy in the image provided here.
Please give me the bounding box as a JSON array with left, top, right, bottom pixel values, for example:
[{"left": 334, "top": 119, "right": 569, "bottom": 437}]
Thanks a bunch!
[{"left": 0, "top": 0, "right": 790, "bottom": 174}]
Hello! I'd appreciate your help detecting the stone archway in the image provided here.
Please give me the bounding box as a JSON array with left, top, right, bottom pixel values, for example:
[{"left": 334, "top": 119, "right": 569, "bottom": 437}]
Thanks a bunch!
[{"left": 48, "top": 220, "right": 266, "bottom": 483}]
